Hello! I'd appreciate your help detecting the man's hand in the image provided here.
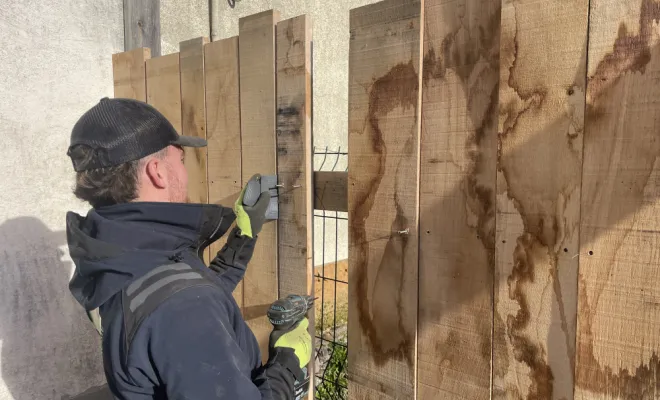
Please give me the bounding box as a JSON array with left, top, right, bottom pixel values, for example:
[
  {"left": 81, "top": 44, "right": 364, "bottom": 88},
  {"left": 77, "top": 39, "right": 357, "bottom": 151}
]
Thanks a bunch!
[
  {"left": 234, "top": 174, "right": 270, "bottom": 238},
  {"left": 269, "top": 318, "right": 312, "bottom": 370}
]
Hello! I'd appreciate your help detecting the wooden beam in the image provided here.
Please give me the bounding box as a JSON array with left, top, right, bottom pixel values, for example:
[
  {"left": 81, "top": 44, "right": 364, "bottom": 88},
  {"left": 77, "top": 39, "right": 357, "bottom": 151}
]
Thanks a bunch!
[
  {"left": 417, "top": 0, "right": 500, "bottom": 398},
  {"left": 205, "top": 36, "right": 243, "bottom": 307},
  {"left": 494, "top": 1, "right": 589, "bottom": 398},
  {"left": 276, "top": 14, "right": 313, "bottom": 298},
  {"left": 276, "top": 14, "right": 314, "bottom": 399},
  {"left": 112, "top": 48, "right": 150, "bottom": 100},
  {"left": 239, "top": 9, "right": 280, "bottom": 363},
  {"left": 180, "top": 37, "right": 210, "bottom": 211},
  {"left": 575, "top": 1, "right": 660, "bottom": 398},
  {"left": 347, "top": 0, "right": 422, "bottom": 398},
  {"left": 123, "top": 0, "right": 161, "bottom": 56},
  {"left": 313, "top": 171, "right": 347, "bottom": 212},
  {"left": 145, "top": 53, "right": 181, "bottom": 133}
]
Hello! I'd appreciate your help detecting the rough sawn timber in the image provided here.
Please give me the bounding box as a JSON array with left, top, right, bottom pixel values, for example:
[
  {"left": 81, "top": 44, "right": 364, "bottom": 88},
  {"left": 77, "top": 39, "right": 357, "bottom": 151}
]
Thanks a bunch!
[
  {"left": 347, "top": 0, "right": 423, "bottom": 398},
  {"left": 275, "top": 14, "right": 313, "bottom": 300},
  {"left": 239, "top": 9, "right": 280, "bottom": 363},
  {"left": 575, "top": 0, "right": 660, "bottom": 398},
  {"left": 417, "top": 0, "right": 500, "bottom": 398},
  {"left": 146, "top": 53, "right": 182, "bottom": 133},
  {"left": 112, "top": 48, "right": 150, "bottom": 101},
  {"left": 494, "top": 0, "right": 589, "bottom": 399},
  {"left": 204, "top": 36, "right": 243, "bottom": 308}
]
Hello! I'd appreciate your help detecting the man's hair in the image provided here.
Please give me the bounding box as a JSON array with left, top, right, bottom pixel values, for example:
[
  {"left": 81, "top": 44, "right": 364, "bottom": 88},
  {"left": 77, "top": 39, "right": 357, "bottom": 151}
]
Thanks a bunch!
[{"left": 70, "top": 145, "right": 167, "bottom": 209}]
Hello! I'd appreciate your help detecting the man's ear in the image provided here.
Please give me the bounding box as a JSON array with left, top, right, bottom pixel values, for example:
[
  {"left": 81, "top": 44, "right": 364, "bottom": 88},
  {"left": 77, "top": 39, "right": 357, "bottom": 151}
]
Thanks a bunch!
[{"left": 144, "top": 157, "right": 168, "bottom": 189}]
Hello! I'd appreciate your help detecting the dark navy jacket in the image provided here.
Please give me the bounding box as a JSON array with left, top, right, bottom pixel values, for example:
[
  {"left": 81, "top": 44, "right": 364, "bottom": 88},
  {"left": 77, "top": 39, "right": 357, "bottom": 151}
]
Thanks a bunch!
[{"left": 66, "top": 202, "right": 298, "bottom": 399}]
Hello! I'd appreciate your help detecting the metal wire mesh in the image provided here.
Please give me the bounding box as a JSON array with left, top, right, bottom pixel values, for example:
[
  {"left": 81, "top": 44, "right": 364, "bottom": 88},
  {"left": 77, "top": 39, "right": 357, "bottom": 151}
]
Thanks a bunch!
[{"left": 313, "top": 147, "right": 348, "bottom": 400}]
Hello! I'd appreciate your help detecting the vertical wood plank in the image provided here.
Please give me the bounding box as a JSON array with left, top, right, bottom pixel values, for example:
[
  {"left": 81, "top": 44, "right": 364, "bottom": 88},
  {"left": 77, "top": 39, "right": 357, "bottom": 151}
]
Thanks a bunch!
[
  {"left": 494, "top": 1, "right": 589, "bottom": 399},
  {"left": 276, "top": 14, "right": 314, "bottom": 399},
  {"left": 123, "top": 0, "right": 161, "bottom": 56},
  {"left": 576, "top": 1, "right": 660, "bottom": 398},
  {"left": 205, "top": 37, "right": 243, "bottom": 308},
  {"left": 239, "top": 9, "right": 280, "bottom": 362},
  {"left": 112, "top": 48, "right": 150, "bottom": 100},
  {"left": 276, "top": 15, "right": 313, "bottom": 298},
  {"left": 417, "top": 0, "right": 500, "bottom": 398},
  {"left": 180, "top": 37, "right": 210, "bottom": 210},
  {"left": 347, "top": 1, "right": 422, "bottom": 398},
  {"left": 146, "top": 54, "right": 182, "bottom": 133}
]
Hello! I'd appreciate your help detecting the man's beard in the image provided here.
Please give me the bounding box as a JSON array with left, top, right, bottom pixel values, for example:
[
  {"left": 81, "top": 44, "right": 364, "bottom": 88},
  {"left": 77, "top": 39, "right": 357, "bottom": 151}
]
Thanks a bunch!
[{"left": 167, "top": 176, "right": 189, "bottom": 203}]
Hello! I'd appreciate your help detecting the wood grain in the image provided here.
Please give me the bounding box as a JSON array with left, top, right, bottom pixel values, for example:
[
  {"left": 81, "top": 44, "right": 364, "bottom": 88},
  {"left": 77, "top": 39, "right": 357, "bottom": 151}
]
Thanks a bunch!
[
  {"left": 314, "top": 171, "right": 347, "bottom": 212},
  {"left": 347, "top": 1, "right": 422, "bottom": 398},
  {"left": 494, "top": 1, "right": 589, "bottom": 399},
  {"left": 180, "top": 37, "right": 209, "bottom": 210},
  {"left": 276, "top": 15, "right": 314, "bottom": 399},
  {"left": 112, "top": 48, "right": 150, "bottom": 101},
  {"left": 146, "top": 53, "right": 181, "bottom": 133},
  {"left": 575, "top": 1, "right": 660, "bottom": 398},
  {"left": 417, "top": 0, "right": 500, "bottom": 398},
  {"left": 123, "top": 0, "right": 160, "bottom": 56},
  {"left": 239, "top": 10, "right": 280, "bottom": 363},
  {"left": 276, "top": 14, "right": 313, "bottom": 299},
  {"left": 204, "top": 37, "right": 243, "bottom": 307}
]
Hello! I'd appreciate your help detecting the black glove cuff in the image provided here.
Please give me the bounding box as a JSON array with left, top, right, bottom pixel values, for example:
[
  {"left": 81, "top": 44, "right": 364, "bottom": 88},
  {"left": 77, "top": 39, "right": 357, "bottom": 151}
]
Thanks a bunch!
[
  {"left": 268, "top": 347, "right": 304, "bottom": 382},
  {"left": 217, "top": 226, "right": 256, "bottom": 266}
]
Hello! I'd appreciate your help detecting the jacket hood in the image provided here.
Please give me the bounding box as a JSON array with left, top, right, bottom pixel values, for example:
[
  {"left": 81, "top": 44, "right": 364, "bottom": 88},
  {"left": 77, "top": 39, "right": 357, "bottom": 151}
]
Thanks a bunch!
[{"left": 66, "top": 202, "right": 235, "bottom": 310}]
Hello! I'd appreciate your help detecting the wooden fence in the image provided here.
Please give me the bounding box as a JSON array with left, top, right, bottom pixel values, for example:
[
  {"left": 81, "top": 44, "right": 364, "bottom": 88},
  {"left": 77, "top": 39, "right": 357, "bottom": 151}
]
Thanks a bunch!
[
  {"left": 346, "top": 0, "right": 660, "bottom": 399},
  {"left": 111, "top": 0, "right": 660, "bottom": 399},
  {"left": 112, "top": 9, "right": 321, "bottom": 373}
]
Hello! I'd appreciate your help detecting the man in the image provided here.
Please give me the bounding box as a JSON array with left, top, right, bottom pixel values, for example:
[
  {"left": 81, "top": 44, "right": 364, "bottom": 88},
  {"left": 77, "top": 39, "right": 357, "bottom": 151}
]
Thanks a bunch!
[{"left": 65, "top": 98, "right": 311, "bottom": 399}]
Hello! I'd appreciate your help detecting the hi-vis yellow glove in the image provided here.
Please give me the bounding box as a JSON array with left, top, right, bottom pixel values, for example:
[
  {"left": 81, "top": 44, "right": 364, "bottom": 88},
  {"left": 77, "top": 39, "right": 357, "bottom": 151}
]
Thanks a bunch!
[
  {"left": 233, "top": 174, "right": 270, "bottom": 238},
  {"left": 271, "top": 318, "right": 312, "bottom": 369}
]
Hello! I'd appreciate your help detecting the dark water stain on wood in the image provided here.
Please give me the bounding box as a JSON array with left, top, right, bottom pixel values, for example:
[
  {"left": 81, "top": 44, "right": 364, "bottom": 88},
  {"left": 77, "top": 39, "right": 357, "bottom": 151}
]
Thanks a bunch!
[
  {"left": 576, "top": 275, "right": 660, "bottom": 399},
  {"left": 419, "top": 3, "right": 502, "bottom": 391},
  {"left": 280, "top": 20, "right": 306, "bottom": 75},
  {"left": 588, "top": 0, "right": 660, "bottom": 102},
  {"left": 507, "top": 234, "right": 555, "bottom": 399},
  {"left": 352, "top": 60, "right": 418, "bottom": 367},
  {"left": 575, "top": 2, "right": 660, "bottom": 397},
  {"left": 183, "top": 104, "right": 204, "bottom": 169},
  {"left": 496, "top": 1, "right": 588, "bottom": 397}
]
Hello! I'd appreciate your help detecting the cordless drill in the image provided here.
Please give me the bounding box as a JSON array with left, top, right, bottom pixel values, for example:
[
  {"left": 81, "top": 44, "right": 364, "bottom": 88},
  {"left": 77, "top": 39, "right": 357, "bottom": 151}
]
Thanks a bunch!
[{"left": 267, "top": 294, "right": 314, "bottom": 399}]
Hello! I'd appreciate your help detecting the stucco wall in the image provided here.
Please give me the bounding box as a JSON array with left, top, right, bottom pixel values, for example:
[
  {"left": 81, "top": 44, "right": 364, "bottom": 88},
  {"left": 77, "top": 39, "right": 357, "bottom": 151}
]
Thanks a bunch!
[
  {"left": 0, "top": 1, "right": 210, "bottom": 398},
  {"left": 0, "top": 2, "right": 122, "bottom": 398}
]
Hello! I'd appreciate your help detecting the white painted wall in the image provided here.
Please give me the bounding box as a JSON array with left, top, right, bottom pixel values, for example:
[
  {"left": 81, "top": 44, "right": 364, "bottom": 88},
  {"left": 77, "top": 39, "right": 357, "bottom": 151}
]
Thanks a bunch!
[
  {"left": 0, "top": 1, "right": 211, "bottom": 398},
  {"left": 0, "top": 1, "right": 122, "bottom": 398}
]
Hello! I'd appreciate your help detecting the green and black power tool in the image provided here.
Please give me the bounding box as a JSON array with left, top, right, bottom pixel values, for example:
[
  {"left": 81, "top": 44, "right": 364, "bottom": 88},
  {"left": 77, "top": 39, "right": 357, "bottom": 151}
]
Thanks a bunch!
[{"left": 267, "top": 294, "right": 315, "bottom": 399}]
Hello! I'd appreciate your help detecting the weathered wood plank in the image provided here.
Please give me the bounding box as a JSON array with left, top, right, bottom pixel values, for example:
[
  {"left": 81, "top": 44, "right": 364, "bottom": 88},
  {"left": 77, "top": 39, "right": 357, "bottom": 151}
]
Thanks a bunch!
[
  {"left": 123, "top": 0, "right": 161, "bottom": 56},
  {"left": 276, "top": 14, "right": 314, "bottom": 399},
  {"left": 145, "top": 54, "right": 181, "bottom": 133},
  {"left": 239, "top": 9, "right": 280, "bottom": 363},
  {"left": 347, "top": 1, "right": 422, "bottom": 398},
  {"left": 575, "top": 1, "right": 660, "bottom": 399},
  {"left": 314, "top": 171, "right": 347, "bottom": 212},
  {"left": 112, "top": 48, "right": 150, "bottom": 101},
  {"left": 276, "top": 14, "right": 313, "bottom": 299},
  {"left": 180, "top": 37, "right": 209, "bottom": 211},
  {"left": 494, "top": 1, "right": 589, "bottom": 399},
  {"left": 204, "top": 36, "right": 243, "bottom": 308},
  {"left": 417, "top": 0, "right": 500, "bottom": 398}
]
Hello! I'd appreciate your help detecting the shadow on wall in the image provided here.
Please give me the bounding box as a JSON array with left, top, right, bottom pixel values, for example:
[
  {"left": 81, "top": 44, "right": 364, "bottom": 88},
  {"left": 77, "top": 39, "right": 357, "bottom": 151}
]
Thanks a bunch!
[{"left": 0, "top": 217, "right": 107, "bottom": 399}]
